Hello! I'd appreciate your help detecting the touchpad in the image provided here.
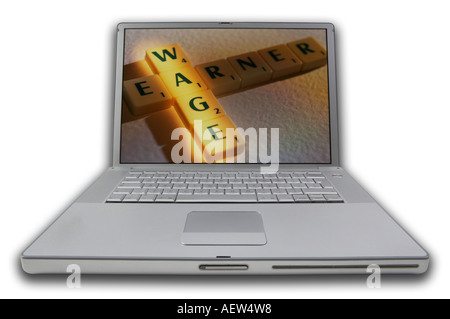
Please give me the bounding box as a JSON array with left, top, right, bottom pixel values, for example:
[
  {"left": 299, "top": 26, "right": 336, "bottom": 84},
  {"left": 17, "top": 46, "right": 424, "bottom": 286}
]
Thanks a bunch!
[{"left": 181, "top": 211, "right": 267, "bottom": 246}]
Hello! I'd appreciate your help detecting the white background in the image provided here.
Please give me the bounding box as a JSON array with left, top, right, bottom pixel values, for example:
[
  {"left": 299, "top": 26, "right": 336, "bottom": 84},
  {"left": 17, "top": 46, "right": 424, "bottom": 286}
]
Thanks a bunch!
[{"left": 1, "top": 0, "right": 449, "bottom": 299}]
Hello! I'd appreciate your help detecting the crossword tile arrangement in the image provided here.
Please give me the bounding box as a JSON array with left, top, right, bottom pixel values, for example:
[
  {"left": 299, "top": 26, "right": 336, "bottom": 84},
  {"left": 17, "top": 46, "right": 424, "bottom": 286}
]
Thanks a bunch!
[{"left": 122, "top": 37, "right": 327, "bottom": 162}]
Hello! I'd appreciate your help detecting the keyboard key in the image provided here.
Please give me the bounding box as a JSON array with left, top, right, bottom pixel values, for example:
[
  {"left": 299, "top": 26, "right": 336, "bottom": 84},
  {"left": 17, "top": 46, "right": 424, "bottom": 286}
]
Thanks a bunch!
[
  {"left": 307, "top": 183, "right": 323, "bottom": 188},
  {"left": 163, "top": 189, "right": 178, "bottom": 195},
  {"left": 257, "top": 194, "right": 278, "bottom": 202},
  {"left": 106, "top": 194, "right": 125, "bottom": 202},
  {"left": 308, "top": 195, "right": 327, "bottom": 202},
  {"left": 139, "top": 194, "right": 157, "bottom": 202},
  {"left": 277, "top": 194, "right": 294, "bottom": 202},
  {"left": 324, "top": 195, "right": 344, "bottom": 202},
  {"left": 258, "top": 44, "right": 303, "bottom": 79},
  {"left": 319, "top": 180, "right": 334, "bottom": 188},
  {"left": 121, "top": 179, "right": 143, "bottom": 184},
  {"left": 131, "top": 188, "right": 147, "bottom": 195},
  {"left": 293, "top": 195, "right": 310, "bottom": 202},
  {"left": 147, "top": 189, "right": 163, "bottom": 195},
  {"left": 292, "top": 173, "right": 305, "bottom": 178},
  {"left": 117, "top": 184, "right": 142, "bottom": 189},
  {"left": 123, "top": 194, "right": 141, "bottom": 202},
  {"left": 306, "top": 171, "right": 322, "bottom": 175},
  {"left": 125, "top": 174, "right": 140, "bottom": 179},
  {"left": 176, "top": 194, "right": 257, "bottom": 202},
  {"left": 225, "top": 189, "right": 240, "bottom": 195},
  {"left": 157, "top": 183, "right": 172, "bottom": 189},
  {"left": 287, "top": 188, "right": 303, "bottom": 195},
  {"left": 178, "top": 189, "right": 194, "bottom": 195},
  {"left": 210, "top": 189, "right": 225, "bottom": 195},
  {"left": 303, "top": 189, "right": 338, "bottom": 195},
  {"left": 195, "top": 59, "right": 242, "bottom": 96},
  {"left": 155, "top": 194, "right": 176, "bottom": 202},
  {"left": 145, "top": 43, "right": 192, "bottom": 73},
  {"left": 112, "top": 189, "right": 131, "bottom": 195},
  {"left": 123, "top": 75, "right": 173, "bottom": 116},
  {"left": 228, "top": 51, "right": 273, "bottom": 87}
]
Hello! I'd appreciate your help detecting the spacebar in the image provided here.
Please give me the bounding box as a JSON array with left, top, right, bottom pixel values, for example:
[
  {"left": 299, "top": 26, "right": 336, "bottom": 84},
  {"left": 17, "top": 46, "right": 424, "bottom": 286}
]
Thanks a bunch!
[{"left": 176, "top": 195, "right": 258, "bottom": 202}]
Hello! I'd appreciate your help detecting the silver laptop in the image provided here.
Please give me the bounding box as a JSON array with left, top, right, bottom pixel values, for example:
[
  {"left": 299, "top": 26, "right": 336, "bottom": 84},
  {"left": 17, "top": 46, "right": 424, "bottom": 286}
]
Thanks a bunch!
[{"left": 21, "top": 22, "right": 429, "bottom": 275}]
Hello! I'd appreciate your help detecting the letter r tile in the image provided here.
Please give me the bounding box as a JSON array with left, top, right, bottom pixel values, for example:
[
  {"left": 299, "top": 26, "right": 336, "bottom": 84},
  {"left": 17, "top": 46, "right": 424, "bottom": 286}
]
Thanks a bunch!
[
  {"left": 195, "top": 59, "right": 242, "bottom": 96},
  {"left": 287, "top": 37, "right": 327, "bottom": 72}
]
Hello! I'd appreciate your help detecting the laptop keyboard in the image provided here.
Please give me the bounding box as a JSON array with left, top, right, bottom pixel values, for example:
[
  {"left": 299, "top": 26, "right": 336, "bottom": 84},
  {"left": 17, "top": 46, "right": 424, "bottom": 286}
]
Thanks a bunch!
[{"left": 106, "top": 171, "right": 344, "bottom": 203}]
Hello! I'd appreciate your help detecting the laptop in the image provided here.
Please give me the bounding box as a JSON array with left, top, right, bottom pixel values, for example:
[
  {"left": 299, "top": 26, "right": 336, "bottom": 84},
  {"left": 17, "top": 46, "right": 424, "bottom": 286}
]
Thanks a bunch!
[{"left": 21, "top": 22, "right": 429, "bottom": 275}]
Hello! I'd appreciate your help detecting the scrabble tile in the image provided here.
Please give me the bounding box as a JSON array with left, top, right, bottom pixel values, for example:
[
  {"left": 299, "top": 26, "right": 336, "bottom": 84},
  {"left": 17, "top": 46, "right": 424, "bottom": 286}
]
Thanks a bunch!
[
  {"left": 287, "top": 37, "right": 327, "bottom": 72},
  {"left": 258, "top": 44, "right": 303, "bottom": 79},
  {"left": 159, "top": 66, "right": 207, "bottom": 98},
  {"left": 145, "top": 44, "right": 191, "bottom": 73},
  {"left": 123, "top": 75, "right": 173, "bottom": 116},
  {"left": 123, "top": 60, "right": 153, "bottom": 81},
  {"left": 227, "top": 52, "right": 273, "bottom": 88},
  {"left": 193, "top": 116, "right": 244, "bottom": 162},
  {"left": 195, "top": 59, "right": 242, "bottom": 96},
  {"left": 175, "top": 90, "right": 226, "bottom": 129}
]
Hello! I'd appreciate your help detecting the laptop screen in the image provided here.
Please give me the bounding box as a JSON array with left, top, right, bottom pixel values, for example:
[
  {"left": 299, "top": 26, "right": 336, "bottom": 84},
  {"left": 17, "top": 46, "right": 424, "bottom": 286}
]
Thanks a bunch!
[{"left": 120, "top": 28, "right": 330, "bottom": 165}]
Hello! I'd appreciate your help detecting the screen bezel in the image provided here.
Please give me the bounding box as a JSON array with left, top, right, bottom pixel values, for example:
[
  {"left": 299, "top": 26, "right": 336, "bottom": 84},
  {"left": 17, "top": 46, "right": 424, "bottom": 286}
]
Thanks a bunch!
[{"left": 113, "top": 22, "right": 339, "bottom": 168}]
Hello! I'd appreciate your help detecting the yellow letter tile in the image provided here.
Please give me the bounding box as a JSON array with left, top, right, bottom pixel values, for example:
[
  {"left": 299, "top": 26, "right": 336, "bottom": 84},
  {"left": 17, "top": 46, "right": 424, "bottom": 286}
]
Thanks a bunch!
[
  {"left": 195, "top": 59, "right": 241, "bottom": 96},
  {"left": 258, "top": 44, "right": 303, "bottom": 79},
  {"left": 227, "top": 52, "right": 273, "bottom": 88},
  {"left": 175, "top": 90, "right": 226, "bottom": 129},
  {"left": 123, "top": 74, "right": 173, "bottom": 116},
  {"left": 193, "top": 116, "right": 244, "bottom": 163},
  {"left": 145, "top": 44, "right": 192, "bottom": 73},
  {"left": 123, "top": 60, "right": 153, "bottom": 81},
  {"left": 159, "top": 67, "right": 207, "bottom": 98},
  {"left": 287, "top": 37, "right": 327, "bottom": 72}
]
